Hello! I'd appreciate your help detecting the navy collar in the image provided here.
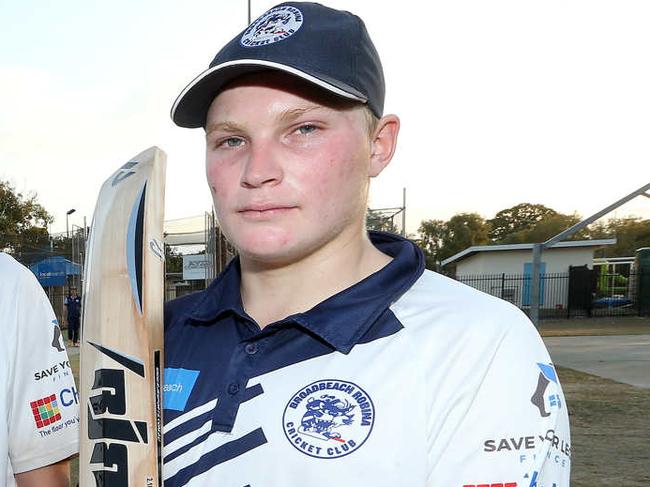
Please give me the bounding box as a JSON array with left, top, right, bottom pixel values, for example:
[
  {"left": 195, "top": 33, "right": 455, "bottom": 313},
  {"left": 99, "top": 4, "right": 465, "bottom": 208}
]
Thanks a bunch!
[{"left": 185, "top": 231, "right": 425, "bottom": 353}]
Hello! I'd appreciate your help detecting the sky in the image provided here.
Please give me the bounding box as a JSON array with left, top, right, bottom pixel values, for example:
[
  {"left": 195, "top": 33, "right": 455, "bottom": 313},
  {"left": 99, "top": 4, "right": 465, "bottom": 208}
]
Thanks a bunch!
[{"left": 1, "top": 0, "right": 649, "bottom": 236}]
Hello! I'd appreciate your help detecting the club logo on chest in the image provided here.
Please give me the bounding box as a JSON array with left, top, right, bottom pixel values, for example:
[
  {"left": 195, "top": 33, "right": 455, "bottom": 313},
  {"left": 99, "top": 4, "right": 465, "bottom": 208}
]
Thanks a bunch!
[{"left": 283, "top": 379, "right": 375, "bottom": 459}]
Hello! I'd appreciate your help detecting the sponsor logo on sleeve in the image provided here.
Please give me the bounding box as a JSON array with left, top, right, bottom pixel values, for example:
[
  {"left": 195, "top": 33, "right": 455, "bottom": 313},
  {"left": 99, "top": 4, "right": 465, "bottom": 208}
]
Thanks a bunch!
[
  {"left": 283, "top": 379, "right": 374, "bottom": 459},
  {"left": 163, "top": 368, "right": 200, "bottom": 411},
  {"left": 31, "top": 394, "right": 61, "bottom": 428},
  {"left": 51, "top": 319, "right": 65, "bottom": 352},
  {"left": 530, "top": 363, "right": 561, "bottom": 417},
  {"left": 523, "top": 470, "right": 559, "bottom": 487},
  {"left": 33, "top": 360, "right": 72, "bottom": 382},
  {"left": 482, "top": 429, "right": 571, "bottom": 469},
  {"left": 30, "top": 387, "right": 80, "bottom": 438},
  {"left": 463, "top": 483, "right": 517, "bottom": 487}
]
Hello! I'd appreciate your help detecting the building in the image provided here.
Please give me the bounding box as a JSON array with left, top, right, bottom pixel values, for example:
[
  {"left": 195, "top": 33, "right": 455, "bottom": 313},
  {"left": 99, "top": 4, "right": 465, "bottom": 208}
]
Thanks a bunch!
[
  {"left": 441, "top": 239, "right": 616, "bottom": 314},
  {"left": 442, "top": 239, "right": 616, "bottom": 275}
]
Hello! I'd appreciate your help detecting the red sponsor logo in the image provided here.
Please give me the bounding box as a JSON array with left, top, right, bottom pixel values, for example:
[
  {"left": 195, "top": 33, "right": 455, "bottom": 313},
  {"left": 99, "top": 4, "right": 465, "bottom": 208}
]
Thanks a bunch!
[
  {"left": 30, "top": 394, "right": 62, "bottom": 429},
  {"left": 463, "top": 483, "right": 517, "bottom": 487}
]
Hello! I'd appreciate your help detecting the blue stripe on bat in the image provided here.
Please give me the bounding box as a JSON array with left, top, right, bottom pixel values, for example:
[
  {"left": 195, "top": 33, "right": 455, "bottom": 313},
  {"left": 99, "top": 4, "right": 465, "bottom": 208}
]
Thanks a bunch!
[{"left": 127, "top": 183, "right": 146, "bottom": 315}]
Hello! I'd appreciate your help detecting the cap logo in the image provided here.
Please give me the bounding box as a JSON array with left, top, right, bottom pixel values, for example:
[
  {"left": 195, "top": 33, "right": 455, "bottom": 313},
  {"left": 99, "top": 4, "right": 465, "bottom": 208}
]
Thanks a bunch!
[{"left": 241, "top": 6, "right": 303, "bottom": 48}]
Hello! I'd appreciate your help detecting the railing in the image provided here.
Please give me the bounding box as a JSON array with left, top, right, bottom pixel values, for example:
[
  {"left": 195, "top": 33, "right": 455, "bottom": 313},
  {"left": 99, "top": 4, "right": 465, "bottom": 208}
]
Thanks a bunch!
[{"left": 453, "top": 270, "right": 649, "bottom": 319}]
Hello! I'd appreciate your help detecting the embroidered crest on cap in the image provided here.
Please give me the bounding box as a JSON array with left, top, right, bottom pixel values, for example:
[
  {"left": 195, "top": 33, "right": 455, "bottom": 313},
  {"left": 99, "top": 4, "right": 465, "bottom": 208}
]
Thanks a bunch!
[
  {"left": 241, "top": 5, "right": 304, "bottom": 47},
  {"left": 283, "top": 379, "right": 375, "bottom": 459}
]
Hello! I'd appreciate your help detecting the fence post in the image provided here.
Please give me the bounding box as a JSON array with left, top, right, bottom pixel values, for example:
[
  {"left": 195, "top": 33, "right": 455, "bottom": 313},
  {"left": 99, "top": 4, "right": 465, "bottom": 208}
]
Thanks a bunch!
[
  {"left": 640, "top": 268, "right": 644, "bottom": 317},
  {"left": 530, "top": 243, "right": 542, "bottom": 325},
  {"left": 500, "top": 273, "right": 505, "bottom": 299}
]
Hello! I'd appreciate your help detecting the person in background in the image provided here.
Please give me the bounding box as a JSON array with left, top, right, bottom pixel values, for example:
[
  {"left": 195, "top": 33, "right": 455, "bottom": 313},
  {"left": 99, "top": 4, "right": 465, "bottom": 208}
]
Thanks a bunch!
[{"left": 63, "top": 286, "right": 81, "bottom": 347}]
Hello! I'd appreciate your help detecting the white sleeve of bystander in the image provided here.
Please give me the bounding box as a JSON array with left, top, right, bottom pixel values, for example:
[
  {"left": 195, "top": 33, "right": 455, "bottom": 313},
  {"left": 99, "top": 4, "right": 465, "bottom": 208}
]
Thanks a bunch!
[{"left": 7, "top": 262, "right": 79, "bottom": 476}]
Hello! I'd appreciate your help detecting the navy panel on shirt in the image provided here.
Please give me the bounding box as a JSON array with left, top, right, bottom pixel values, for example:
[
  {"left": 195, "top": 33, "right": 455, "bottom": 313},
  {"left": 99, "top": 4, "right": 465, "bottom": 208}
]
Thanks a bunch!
[{"left": 162, "top": 231, "right": 424, "bottom": 486}]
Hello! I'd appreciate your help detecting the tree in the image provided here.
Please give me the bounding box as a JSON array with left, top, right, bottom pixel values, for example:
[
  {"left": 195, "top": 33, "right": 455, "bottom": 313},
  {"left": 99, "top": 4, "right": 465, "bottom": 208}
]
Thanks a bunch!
[
  {"left": 590, "top": 217, "right": 650, "bottom": 257},
  {"left": 417, "top": 219, "right": 447, "bottom": 270},
  {"left": 488, "top": 203, "right": 557, "bottom": 242},
  {"left": 417, "top": 213, "right": 490, "bottom": 271},
  {"left": 166, "top": 245, "right": 184, "bottom": 274},
  {"left": 503, "top": 212, "right": 584, "bottom": 243},
  {"left": 0, "top": 180, "right": 53, "bottom": 257},
  {"left": 442, "top": 213, "right": 490, "bottom": 259}
]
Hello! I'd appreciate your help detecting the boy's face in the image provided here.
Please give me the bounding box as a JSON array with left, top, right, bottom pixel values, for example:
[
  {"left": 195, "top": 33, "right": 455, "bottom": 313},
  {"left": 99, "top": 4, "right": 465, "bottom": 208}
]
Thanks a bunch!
[{"left": 204, "top": 72, "right": 379, "bottom": 266}]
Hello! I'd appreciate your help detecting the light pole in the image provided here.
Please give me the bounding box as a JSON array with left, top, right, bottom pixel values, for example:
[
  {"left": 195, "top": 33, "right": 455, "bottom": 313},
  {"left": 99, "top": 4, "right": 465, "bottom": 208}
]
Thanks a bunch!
[
  {"left": 66, "top": 208, "right": 76, "bottom": 289},
  {"left": 66, "top": 208, "right": 76, "bottom": 238}
]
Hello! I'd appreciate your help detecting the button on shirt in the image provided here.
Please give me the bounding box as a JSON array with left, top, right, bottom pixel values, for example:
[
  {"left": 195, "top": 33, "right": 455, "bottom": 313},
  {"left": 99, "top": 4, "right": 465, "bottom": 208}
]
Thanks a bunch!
[{"left": 163, "top": 232, "right": 570, "bottom": 487}]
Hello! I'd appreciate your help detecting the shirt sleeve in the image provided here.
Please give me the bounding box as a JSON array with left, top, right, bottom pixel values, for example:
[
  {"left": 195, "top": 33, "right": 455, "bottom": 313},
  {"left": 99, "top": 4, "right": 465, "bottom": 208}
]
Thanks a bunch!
[
  {"left": 8, "top": 269, "right": 80, "bottom": 474},
  {"left": 431, "top": 309, "right": 571, "bottom": 487}
]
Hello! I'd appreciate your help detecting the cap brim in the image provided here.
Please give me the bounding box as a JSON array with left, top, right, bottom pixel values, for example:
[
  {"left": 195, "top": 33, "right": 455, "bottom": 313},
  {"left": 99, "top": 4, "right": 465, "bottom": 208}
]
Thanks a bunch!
[{"left": 171, "top": 59, "right": 368, "bottom": 128}]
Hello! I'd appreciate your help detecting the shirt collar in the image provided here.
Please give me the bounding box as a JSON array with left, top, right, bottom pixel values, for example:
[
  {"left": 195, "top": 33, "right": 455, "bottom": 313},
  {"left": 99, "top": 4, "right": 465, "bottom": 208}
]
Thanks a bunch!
[
  {"left": 186, "top": 231, "right": 425, "bottom": 354},
  {"left": 186, "top": 258, "right": 246, "bottom": 322}
]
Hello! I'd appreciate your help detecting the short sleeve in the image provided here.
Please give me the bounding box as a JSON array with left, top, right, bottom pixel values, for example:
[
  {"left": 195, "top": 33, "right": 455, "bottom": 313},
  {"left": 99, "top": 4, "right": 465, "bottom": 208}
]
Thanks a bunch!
[
  {"left": 431, "top": 310, "right": 571, "bottom": 486},
  {"left": 7, "top": 267, "right": 79, "bottom": 474}
]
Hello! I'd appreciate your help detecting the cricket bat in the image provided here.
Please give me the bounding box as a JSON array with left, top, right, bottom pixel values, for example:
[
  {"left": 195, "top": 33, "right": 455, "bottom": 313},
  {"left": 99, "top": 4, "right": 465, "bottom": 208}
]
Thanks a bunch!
[{"left": 80, "top": 147, "right": 166, "bottom": 487}]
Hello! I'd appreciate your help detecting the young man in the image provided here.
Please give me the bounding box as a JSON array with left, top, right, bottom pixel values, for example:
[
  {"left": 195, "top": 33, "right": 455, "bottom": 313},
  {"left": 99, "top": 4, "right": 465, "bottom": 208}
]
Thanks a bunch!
[
  {"left": 164, "top": 3, "right": 570, "bottom": 486},
  {"left": 63, "top": 286, "right": 81, "bottom": 347},
  {"left": 0, "top": 253, "right": 79, "bottom": 487}
]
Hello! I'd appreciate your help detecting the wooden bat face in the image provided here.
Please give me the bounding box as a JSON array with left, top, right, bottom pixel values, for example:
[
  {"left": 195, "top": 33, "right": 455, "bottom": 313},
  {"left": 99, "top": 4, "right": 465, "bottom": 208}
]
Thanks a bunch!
[{"left": 80, "top": 147, "right": 166, "bottom": 487}]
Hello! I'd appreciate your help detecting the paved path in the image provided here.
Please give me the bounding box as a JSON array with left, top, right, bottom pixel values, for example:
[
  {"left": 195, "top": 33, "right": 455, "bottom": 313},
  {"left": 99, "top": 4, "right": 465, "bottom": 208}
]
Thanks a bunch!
[{"left": 543, "top": 334, "right": 650, "bottom": 389}]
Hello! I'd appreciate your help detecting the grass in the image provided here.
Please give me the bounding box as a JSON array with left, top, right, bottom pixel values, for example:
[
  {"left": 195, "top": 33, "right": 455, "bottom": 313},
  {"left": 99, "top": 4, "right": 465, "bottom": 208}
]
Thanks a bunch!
[
  {"left": 539, "top": 315, "right": 650, "bottom": 337},
  {"left": 557, "top": 367, "right": 650, "bottom": 486}
]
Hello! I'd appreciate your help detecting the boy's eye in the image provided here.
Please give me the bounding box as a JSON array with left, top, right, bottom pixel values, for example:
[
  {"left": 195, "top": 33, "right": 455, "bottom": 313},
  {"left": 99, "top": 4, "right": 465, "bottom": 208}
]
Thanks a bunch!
[
  {"left": 222, "top": 137, "right": 243, "bottom": 148},
  {"left": 297, "top": 124, "right": 317, "bottom": 135}
]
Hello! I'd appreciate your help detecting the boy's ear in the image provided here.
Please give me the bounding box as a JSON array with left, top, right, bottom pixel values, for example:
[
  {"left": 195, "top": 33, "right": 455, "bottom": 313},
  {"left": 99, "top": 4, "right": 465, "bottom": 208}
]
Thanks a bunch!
[{"left": 368, "top": 114, "right": 400, "bottom": 177}]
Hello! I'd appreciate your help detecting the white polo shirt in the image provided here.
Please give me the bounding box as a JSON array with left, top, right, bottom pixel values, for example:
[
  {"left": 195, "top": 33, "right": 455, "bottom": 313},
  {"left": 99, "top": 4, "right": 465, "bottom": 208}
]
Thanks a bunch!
[
  {"left": 163, "top": 233, "right": 570, "bottom": 486},
  {"left": 0, "top": 253, "right": 79, "bottom": 486}
]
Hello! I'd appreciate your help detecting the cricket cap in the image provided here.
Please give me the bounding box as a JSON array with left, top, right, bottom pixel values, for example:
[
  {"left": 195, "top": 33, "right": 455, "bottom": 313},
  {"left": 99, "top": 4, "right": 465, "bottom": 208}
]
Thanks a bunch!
[{"left": 171, "top": 2, "right": 385, "bottom": 128}]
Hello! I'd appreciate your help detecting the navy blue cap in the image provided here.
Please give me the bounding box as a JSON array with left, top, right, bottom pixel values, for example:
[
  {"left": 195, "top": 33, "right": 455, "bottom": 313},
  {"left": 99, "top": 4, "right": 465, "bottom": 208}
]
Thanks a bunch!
[{"left": 171, "top": 2, "right": 385, "bottom": 128}]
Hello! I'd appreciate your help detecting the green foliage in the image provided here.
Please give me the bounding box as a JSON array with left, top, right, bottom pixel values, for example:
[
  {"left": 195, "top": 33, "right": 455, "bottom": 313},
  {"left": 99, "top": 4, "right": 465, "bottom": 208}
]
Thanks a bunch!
[
  {"left": 444, "top": 213, "right": 490, "bottom": 256},
  {"left": 501, "top": 212, "right": 584, "bottom": 244},
  {"left": 590, "top": 217, "right": 650, "bottom": 257},
  {"left": 417, "top": 219, "right": 447, "bottom": 270},
  {"left": 0, "top": 180, "right": 53, "bottom": 255},
  {"left": 488, "top": 203, "right": 557, "bottom": 242},
  {"left": 417, "top": 213, "right": 489, "bottom": 270},
  {"left": 166, "top": 245, "right": 184, "bottom": 274},
  {"left": 417, "top": 198, "right": 650, "bottom": 271}
]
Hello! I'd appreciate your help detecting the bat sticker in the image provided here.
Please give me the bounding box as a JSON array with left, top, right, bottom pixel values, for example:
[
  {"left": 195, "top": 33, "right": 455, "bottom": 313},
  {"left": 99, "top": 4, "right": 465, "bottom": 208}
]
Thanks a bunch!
[{"left": 112, "top": 160, "right": 140, "bottom": 187}]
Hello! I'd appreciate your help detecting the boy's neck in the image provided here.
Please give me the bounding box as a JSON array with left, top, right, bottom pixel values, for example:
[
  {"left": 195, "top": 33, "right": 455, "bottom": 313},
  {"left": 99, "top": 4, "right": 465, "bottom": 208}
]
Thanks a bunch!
[{"left": 239, "top": 231, "right": 392, "bottom": 329}]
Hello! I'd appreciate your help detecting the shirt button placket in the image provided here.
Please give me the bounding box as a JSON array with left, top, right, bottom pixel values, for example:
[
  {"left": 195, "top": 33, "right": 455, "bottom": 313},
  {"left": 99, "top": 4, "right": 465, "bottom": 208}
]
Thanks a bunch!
[{"left": 244, "top": 342, "right": 258, "bottom": 355}]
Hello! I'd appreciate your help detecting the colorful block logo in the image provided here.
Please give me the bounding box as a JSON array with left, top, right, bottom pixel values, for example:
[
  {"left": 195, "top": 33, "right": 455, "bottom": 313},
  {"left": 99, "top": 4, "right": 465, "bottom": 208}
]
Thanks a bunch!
[{"left": 30, "top": 394, "right": 62, "bottom": 429}]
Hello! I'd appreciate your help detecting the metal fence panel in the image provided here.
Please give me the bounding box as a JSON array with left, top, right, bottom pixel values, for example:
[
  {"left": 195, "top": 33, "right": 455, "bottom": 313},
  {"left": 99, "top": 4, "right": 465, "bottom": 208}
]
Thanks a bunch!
[{"left": 454, "top": 270, "right": 649, "bottom": 319}]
